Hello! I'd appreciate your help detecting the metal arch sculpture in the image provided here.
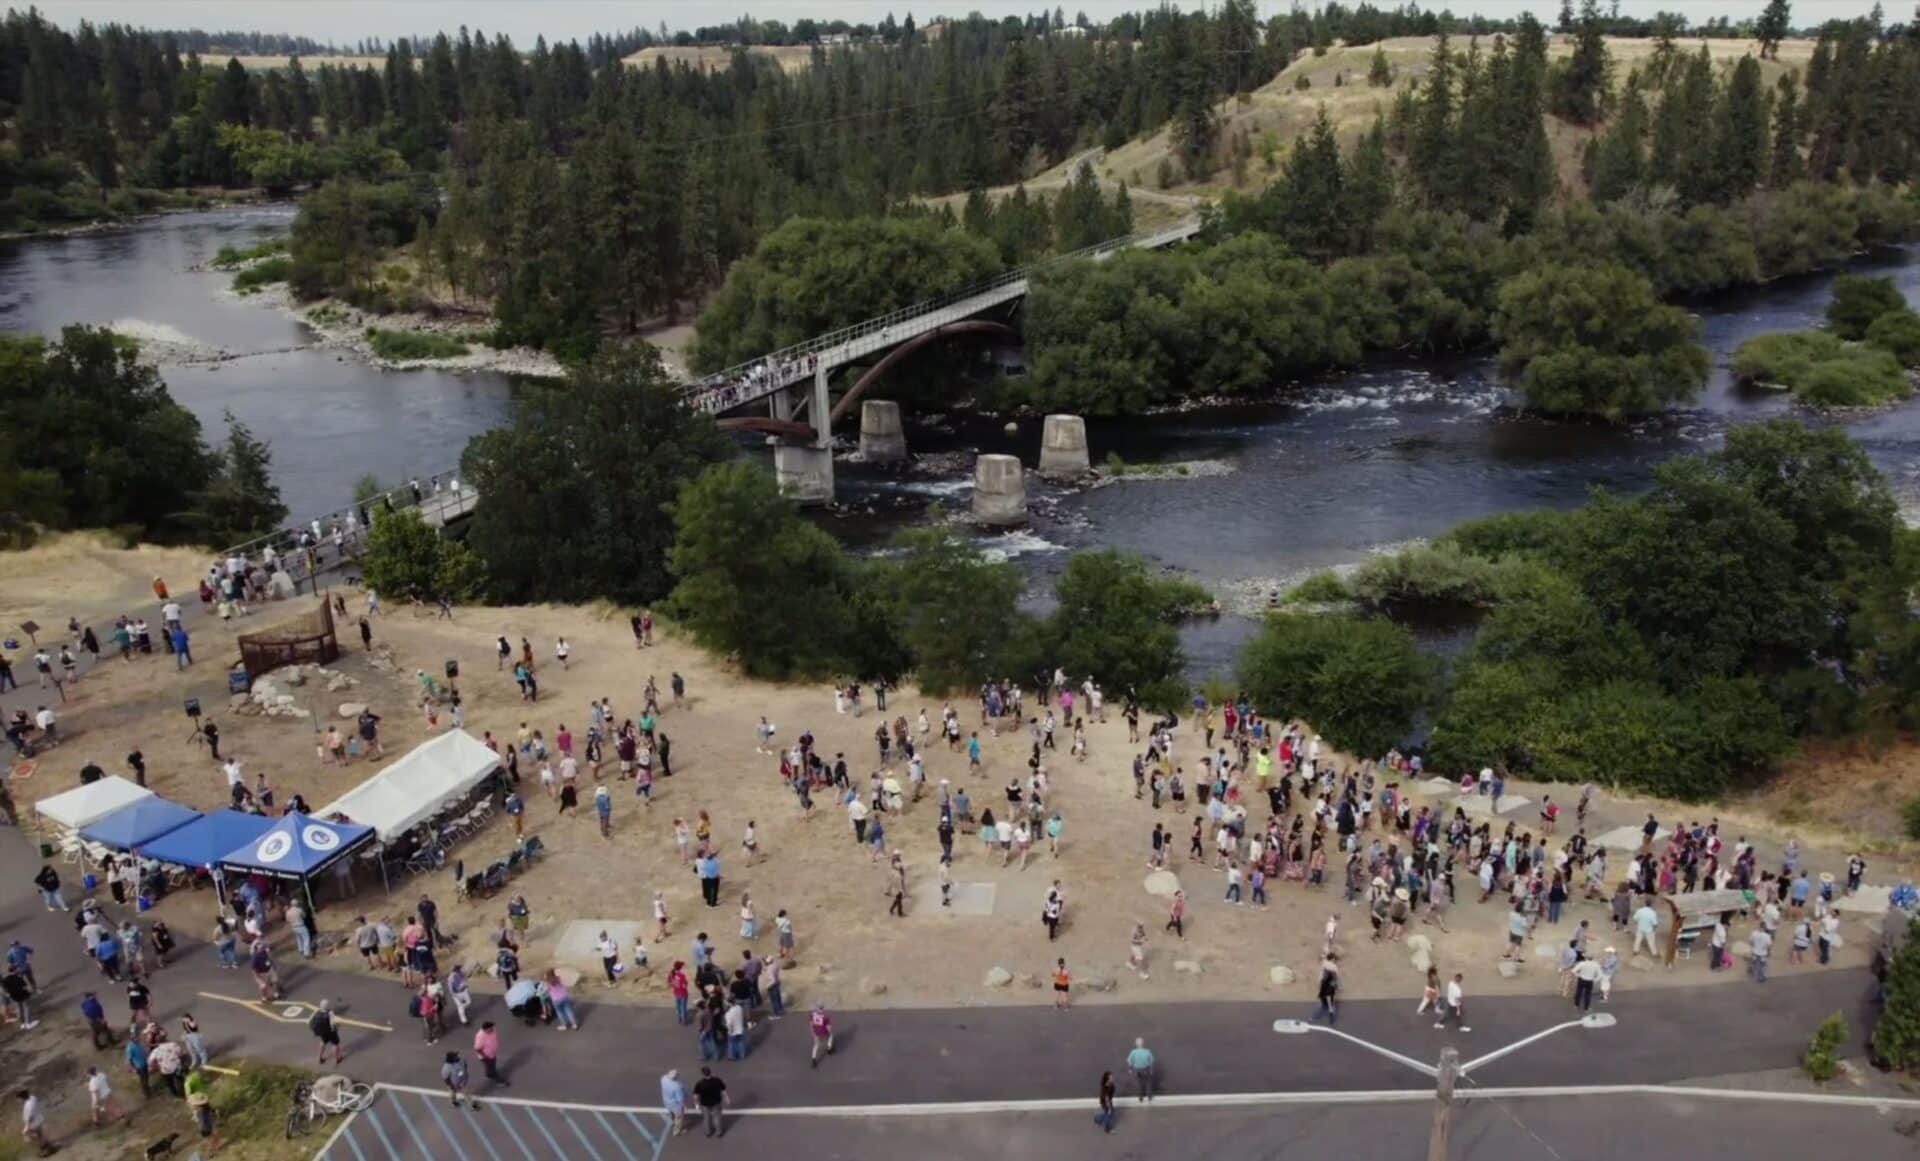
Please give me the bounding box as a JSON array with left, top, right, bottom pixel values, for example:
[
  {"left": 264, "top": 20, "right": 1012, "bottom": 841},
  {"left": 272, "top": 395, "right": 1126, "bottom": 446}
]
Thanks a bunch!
[{"left": 827, "top": 320, "right": 1020, "bottom": 428}]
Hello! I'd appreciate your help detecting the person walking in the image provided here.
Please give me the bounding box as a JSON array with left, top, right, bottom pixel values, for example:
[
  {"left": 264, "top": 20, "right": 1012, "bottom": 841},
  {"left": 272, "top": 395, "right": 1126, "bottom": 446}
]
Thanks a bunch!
[
  {"left": 1095, "top": 1070, "right": 1117, "bottom": 1133},
  {"left": 79, "top": 992, "right": 115, "bottom": 1048},
  {"left": 661, "top": 1069, "right": 688, "bottom": 1138},
  {"left": 1125, "top": 1038, "right": 1156, "bottom": 1102},
  {"left": 180, "top": 1014, "right": 208, "bottom": 1070},
  {"left": 1313, "top": 953, "right": 1341, "bottom": 1025},
  {"left": 1748, "top": 925, "right": 1773, "bottom": 983},
  {"left": 309, "top": 1000, "right": 345, "bottom": 1066},
  {"left": 1165, "top": 890, "right": 1186, "bottom": 938},
  {"left": 1053, "top": 958, "right": 1072, "bottom": 1009},
  {"left": 85, "top": 1066, "right": 117, "bottom": 1126},
  {"left": 809, "top": 1002, "right": 834, "bottom": 1068},
  {"left": 1630, "top": 898, "right": 1660, "bottom": 958},
  {"left": 18, "top": 1089, "right": 54, "bottom": 1157},
  {"left": 692, "top": 1067, "right": 728, "bottom": 1138},
  {"left": 1572, "top": 954, "right": 1601, "bottom": 1011},
  {"left": 1434, "top": 972, "right": 1472, "bottom": 1032},
  {"left": 473, "top": 1022, "right": 508, "bottom": 1087},
  {"left": 441, "top": 1051, "right": 476, "bottom": 1109},
  {"left": 31, "top": 866, "right": 66, "bottom": 912}
]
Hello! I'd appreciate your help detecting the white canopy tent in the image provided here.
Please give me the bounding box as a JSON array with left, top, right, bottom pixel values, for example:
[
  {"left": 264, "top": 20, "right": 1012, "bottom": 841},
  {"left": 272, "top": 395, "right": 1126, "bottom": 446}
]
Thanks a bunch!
[
  {"left": 316, "top": 729, "right": 501, "bottom": 840},
  {"left": 34, "top": 776, "right": 156, "bottom": 830}
]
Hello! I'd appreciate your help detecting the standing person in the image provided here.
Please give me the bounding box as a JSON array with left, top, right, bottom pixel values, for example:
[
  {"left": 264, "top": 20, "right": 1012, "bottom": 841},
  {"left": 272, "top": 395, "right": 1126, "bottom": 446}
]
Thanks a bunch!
[
  {"left": 19, "top": 1089, "right": 53, "bottom": 1157},
  {"left": 309, "top": 1000, "right": 345, "bottom": 1066},
  {"left": 809, "top": 1002, "right": 834, "bottom": 1067},
  {"left": 1125, "top": 1038, "right": 1156, "bottom": 1102},
  {"left": 1313, "top": 953, "right": 1341, "bottom": 1024},
  {"left": 1748, "top": 925, "right": 1773, "bottom": 983},
  {"left": 1819, "top": 910, "right": 1843, "bottom": 966},
  {"left": 1572, "top": 953, "right": 1602, "bottom": 1011},
  {"left": 85, "top": 1066, "right": 117, "bottom": 1126},
  {"left": 1, "top": 967, "right": 33, "bottom": 1028},
  {"left": 1630, "top": 898, "right": 1660, "bottom": 958},
  {"left": 446, "top": 964, "right": 472, "bottom": 1026},
  {"left": 692, "top": 1067, "right": 728, "bottom": 1139},
  {"left": 1165, "top": 890, "right": 1186, "bottom": 938},
  {"left": 79, "top": 992, "right": 115, "bottom": 1048},
  {"left": 441, "top": 1051, "right": 475, "bottom": 1109},
  {"left": 1434, "top": 973, "right": 1472, "bottom": 1031},
  {"left": 180, "top": 1014, "right": 208, "bottom": 1070},
  {"left": 1053, "top": 958, "right": 1072, "bottom": 1009},
  {"left": 1095, "top": 1071, "right": 1118, "bottom": 1134},
  {"left": 660, "top": 1069, "right": 688, "bottom": 1138},
  {"left": 31, "top": 866, "right": 66, "bottom": 912},
  {"left": 473, "top": 1022, "right": 509, "bottom": 1087},
  {"left": 723, "top": 998, "right": 748, "bottom": 1060},
  {"left": 184, "top": 1067, "right": 222, "bottom": 1152}
]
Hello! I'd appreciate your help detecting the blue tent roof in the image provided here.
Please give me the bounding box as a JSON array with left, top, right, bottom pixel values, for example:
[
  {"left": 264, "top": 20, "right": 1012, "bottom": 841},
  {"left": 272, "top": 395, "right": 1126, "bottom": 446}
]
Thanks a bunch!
[
  {"left": 138, "top": 809, "right": 277, "bottom": 870},
  {"left": 78, "top": 797, "right": 203, "bottom": 852},
  {"left": 217, "top": 811, "right": 374, "bottom": 881}
]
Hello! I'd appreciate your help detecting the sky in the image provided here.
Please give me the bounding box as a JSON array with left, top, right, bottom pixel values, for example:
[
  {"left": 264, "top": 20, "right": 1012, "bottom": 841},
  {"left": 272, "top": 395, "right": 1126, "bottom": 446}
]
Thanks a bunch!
[{"left": 35, "top": 1, "right": 1890, "bottom": 46}]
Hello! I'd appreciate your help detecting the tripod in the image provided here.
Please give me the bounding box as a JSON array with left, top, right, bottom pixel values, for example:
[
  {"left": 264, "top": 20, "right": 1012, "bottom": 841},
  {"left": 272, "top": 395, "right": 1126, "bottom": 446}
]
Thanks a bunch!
[{"left": 187, "top": 720, "right": 207, "bottom": 748}]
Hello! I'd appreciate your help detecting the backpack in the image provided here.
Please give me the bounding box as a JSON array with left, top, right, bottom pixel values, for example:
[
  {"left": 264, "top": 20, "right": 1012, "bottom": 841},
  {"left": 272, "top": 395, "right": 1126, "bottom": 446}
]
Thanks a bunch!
[{"left": 308, "top": 1012, "right": 328, "bottom": 1036}]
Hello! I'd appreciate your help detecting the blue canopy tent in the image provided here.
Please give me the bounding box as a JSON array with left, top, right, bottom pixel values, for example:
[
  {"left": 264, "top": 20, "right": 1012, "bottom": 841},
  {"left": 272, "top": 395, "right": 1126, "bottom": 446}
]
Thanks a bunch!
[
  {"left": 141, "top": 809, "right": 276, "bottom": 871},
  {"left": 218, "top": 812, "right": 378, "bottom": 913},
  {"left": 78, "top": 797, "right": 202, "bottom": 852}
]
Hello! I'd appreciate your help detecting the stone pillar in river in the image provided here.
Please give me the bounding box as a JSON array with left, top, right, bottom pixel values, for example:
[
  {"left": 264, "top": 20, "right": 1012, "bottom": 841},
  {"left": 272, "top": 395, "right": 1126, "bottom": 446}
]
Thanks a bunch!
[
  {"left": 858, "top": 400, "right": 908, "bottom": 463},
  {"left": 1037, "top": 413, "right": 1091, "bottom": 480},
  {"left": 775, "top": 444, "right": 834, "bottom": 506},
  {"left": 971, "top": 454, "right": 1027, "bottom": 526}
]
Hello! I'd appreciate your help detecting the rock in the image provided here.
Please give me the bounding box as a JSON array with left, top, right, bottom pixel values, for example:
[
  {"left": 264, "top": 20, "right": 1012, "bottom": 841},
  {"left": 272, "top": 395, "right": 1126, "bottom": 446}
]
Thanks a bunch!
[
  {"left": 859, "top": 977, "right": 888, "bottom": 996},
  {"left": 284, "top": 669, "right": 306, "bottom": 686},
  {"left": 1015, "top": 972, "right": 1041, "bottom": 989},
  {"left": 1410, "top": 947, "right": 1433, "bottom": 974},
  {"left": 1405, "top": 934, "right": 1432, "bottom": 956},
  {"left": 338, "top": 703, "right": 368, "bottom": 719},
  {"left": 1268, "top": 965, "right": 1296, "bottom": 988},
  {"left": 1083, "top": 975, "right": 1117, "bottom": 993},
  {"left": 273, "top": 694, "right": 296, "bottom": 706},
  {"left": 1173, "top": 959, "right": 1203, "bottom": 976},
  {"left": 1143, "top": 871, "right": 1182, "bottom": 898},
  {"left": 326, "top": 676, "right": 355, "bottom": 693},
  {"left": 1496, "top": 960, "right": 1521, "bottom": 978},
  {"left": 984, "top": 966, "right": 1013, "bottom": 988}
]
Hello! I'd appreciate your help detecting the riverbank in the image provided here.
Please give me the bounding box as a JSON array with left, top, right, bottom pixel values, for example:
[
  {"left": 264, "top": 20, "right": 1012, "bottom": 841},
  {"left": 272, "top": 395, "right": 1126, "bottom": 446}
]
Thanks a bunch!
[{"left": 241, "top": 282, "right": 566, "bottom": 378}]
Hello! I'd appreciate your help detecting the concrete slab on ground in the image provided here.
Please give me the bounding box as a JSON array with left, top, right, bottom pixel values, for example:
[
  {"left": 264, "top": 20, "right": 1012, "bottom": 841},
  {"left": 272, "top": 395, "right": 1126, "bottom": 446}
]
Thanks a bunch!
[
  {"left": 551, "top": 918, "right": 648, "bottom": 969},
  {"left": 1455, "top": 794, "right": 1530, "bottom": 817},
  {"left": 910, "top": 879, "right": 996, "bottom": 916}
]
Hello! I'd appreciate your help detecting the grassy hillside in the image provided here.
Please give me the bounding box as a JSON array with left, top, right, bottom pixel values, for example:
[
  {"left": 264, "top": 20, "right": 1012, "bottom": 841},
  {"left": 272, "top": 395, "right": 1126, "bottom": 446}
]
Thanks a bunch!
[
  {"left": 624, "top": 44, "right": 817, "bottom": 74},
  {"left": 1094, "top": 34, "right": 1815, "bottom": 203},
  {"left": 232, "top": 53, "right": 386, "bottom": 71}
]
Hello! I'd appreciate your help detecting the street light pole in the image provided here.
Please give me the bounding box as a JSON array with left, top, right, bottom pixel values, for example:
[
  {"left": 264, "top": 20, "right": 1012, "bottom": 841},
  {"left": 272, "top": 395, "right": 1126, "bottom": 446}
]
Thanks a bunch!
[
  {"left": 1274, "top": 1013, "right": 1614, "bottom": 1161},
  {"left": 1428, "top": 1046, "right": 1458, "bottom": 1161}
]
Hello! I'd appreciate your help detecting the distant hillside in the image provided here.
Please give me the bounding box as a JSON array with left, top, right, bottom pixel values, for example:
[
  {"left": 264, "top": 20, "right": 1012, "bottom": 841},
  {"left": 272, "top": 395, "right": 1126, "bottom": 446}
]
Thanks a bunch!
[{"left": 623, "top": 44, "right": 818, "bottom": 74}]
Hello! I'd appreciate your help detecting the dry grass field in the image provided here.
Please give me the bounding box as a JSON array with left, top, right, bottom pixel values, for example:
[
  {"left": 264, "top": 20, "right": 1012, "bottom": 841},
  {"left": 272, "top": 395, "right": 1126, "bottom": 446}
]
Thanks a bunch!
[{"left": 624, "top": 43, "right": 819, "bottom": 74}]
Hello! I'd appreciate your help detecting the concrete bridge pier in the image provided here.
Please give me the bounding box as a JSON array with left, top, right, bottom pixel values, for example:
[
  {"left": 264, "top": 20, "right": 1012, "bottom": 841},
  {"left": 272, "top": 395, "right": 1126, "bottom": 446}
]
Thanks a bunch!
[
  {"left": 1038, "top": 414, "right": 1091, "bottom": 480},
  {"left": 859, "top": 399, "right": 908, "bottom": 463},
  {"left": 971, "top": 454, "right": 1027, "bottom": 526},
  {"left": 774, "top": 362, "right": 836, "bottom": 505}
]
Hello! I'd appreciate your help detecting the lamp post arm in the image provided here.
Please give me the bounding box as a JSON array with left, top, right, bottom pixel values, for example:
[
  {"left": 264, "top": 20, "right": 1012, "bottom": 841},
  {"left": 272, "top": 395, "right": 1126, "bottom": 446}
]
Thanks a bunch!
[
  {"left": 1457, "top": 1019, "right": 1588, "bottom": 1078},
  {"left": 1305, "top": 1025, "right": 1441, "bottom": 1079}
]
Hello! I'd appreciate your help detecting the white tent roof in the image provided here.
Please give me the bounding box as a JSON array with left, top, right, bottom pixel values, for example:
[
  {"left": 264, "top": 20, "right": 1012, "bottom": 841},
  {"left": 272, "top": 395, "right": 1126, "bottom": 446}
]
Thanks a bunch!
[
  {"left": 34, "top": 776, "right": 156, "bottom": 830},
  {"left": 317, "top": 729, "right": 500, "bottom": 840}
]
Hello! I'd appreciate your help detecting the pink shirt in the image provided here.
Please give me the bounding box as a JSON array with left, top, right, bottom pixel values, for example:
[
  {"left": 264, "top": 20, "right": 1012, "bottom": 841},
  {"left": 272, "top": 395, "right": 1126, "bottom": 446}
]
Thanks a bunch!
[
  {"left": 474, "top": 1026, "right": 499, "bottom": 1060},
  {"left": 556, "top": 731, "right": 573, "bottom": 756}
]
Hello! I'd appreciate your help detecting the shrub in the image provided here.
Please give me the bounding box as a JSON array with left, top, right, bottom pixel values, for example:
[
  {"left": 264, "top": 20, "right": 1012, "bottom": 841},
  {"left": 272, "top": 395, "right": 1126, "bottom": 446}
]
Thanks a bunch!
[
  {"left": 367, "top": 328, "right": 468, "bottom": 361},
  {"left": 1285, "top": 571, "right": 1352, "bottom": 604},
  {"left": 1732, "top": 330, "right": 1908, "bottom": 407},
  {"left": 1866, "top": 308, "right": 1920, "bottom": 368},
  {"left": 211, "top": 238, "right": 288, "bottom": 269},
  {"left": 1731, "top": 330, "right": 1844, "bottom": 386},
  {"left": 1347, "top": 543, "right": 1514, "bottom": 612},
  {"left": 1238, "top": 612, "right": 1434, "bottom": 756},
  {"left": 1802, "top": 1011, "right": 1847, "bottom": 1082},
  {"left": 1875, "top": 921, "right": 1920, "bottom": 1071},
  {"left": 231, "top": 255, "right": 293, "bottom": 293},
  {"left": 1827, "top": 274, "right": 1907, "bottom": 340},
  {"left": 1438, "top": 508, "right": 1571, "bottom": 562}
]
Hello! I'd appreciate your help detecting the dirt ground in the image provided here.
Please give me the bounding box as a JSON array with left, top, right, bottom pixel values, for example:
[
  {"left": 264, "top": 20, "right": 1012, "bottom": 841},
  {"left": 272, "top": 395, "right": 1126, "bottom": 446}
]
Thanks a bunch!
[
  {"left": 4, "top": 550, "right": 1895, "bottom": 1019},
  {"left": 1738, "top": 735, "right": 1920, "bottom": 853},
  {"left": 0, "top": 531, "right": 208, "bottom": 637}
]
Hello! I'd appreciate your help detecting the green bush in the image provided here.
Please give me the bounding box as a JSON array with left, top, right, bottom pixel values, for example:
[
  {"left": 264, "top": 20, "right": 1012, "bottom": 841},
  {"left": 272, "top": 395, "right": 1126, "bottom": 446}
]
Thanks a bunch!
[
  {"left": 1866, "top": 308, "right": 1920, "bottom": 368},
  {"left": 211, "top": 238, "right": 288, "bottom": 269},
  {"left": 360, "top": 508, "right": 485, "bottom": 602},
  {"left": 1827, "top": 274, "right": 1907, "bottom": 340},
  {"left": 1437, "top": 508, "right": 1571, "bottom": 562},
  {"left": 1731, "top": 330, "right": 1908, "bottom": 406},
  {"left": 1238, "top": 612, "right": 1434, "bottom": 756},
  {"left": 1874, "top": 921, "right": 1920, "bottom": 1070},
  {"left": 1285, "top": 571, "right": 1352, "bottom": 604},
  {"left": 231, "top": 255, "right": 293, "bottom": 293},
  {"left": 367, "top": 328, "right": 468, "bottom": 361},
  {"left": 1802, "top": 1011, "right": 1847, "bottom": 1082},
  {"left": 1347, "top": 543, "right": 1514, "bottom": 612}
]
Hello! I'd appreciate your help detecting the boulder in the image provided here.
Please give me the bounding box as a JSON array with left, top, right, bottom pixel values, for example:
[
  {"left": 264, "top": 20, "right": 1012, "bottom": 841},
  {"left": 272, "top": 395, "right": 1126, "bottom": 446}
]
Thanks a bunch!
[
  {"left": 338, "top": 703, "right": 368, "bottom": 720},
  {"left": 273, "top": 694, "right": 296, "bottom": 706},
  {"left": 326, "top": 676, "right": 355, "bottom": 693},
  {"left": 1083, "top": 975, "right": 1117, "bottom": 993},
  {"left": 859, "top": 977, "right": 888, "bottom": 996},
  {"left": 1143, "top": 871, "right": 1182, "bottom": 898},
  {"left": 1268, "top": 965, "right": 1296, "bottom": 988},
  {"left": 1015, "top": 972, "right": 1041, "bottom": 989},
  {"left": 1173, "top": 959, "right": 1203, "bottom": 975},
  {"left": 1405, "top": 934, "right": 1432, "bottom": 956},
  {"left": 284, "top": 669, "right": 306, "bottom": 687},
  {"left": 984, "top": 966, "right": 1013, "bottom": 988},
  {"left": 1496, "top": 960, "right": 1521, "bottom": 979},
  {"left": 1410, "top": 947, "right": 1433, "bottom": 974}
]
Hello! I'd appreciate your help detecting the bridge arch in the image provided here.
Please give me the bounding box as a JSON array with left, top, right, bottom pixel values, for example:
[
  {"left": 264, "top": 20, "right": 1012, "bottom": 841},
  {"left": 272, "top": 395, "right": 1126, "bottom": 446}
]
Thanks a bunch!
[
  {"left": 716, "top": 417, "right": 818, "bottom": 442},
  {"left": 828, "top": 320, "right": 1020, "bottom": 427}
]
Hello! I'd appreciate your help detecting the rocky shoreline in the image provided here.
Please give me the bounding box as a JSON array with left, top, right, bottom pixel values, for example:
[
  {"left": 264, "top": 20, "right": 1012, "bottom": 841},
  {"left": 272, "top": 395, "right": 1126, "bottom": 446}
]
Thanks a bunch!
[{"left": 241, "top": 283, "right": 567, "bottom": 378}]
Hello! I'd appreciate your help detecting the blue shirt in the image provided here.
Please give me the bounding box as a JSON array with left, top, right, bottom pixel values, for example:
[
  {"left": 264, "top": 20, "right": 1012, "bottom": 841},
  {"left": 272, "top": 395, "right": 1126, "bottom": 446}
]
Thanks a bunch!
[
  {"left": 79, "top": 995, "right": 105, "bottom": 1021},
  {"left": 1791, "top": 878, "right": 1810, "bottom": 902},
  {"left": 5, "top": 943, "right": 29, "bottom": 968},
  {"left": 96, "top": 934, "right": 120, "bottom": 961},
  {"left": 696, "top": 855, "right": 719, "bottom": 880},
  {"left": 661, "top": 1076, "right": 686, "bottom": 1110},
  {"left": 125, "top": 1040, "right": 148, "bottom": 1069},
  {"left": 1126, "top": 1046, "right": 1154, "bottom": 1071}
]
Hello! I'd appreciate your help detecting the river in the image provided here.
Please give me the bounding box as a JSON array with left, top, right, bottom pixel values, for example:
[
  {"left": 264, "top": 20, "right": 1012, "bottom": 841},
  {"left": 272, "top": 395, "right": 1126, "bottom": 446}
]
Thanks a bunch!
[{"left": 3, "top": 207, "right": 1917, "bottom": 677}]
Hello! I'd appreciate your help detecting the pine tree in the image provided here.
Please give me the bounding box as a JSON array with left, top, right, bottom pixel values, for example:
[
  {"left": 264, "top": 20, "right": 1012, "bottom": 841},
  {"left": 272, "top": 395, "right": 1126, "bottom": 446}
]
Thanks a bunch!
[
  {"left": 1768, "top": 73, "right": 1804, "bottom": 187},
  {"left": 1409, "top": 29, "right": 1456, "bottom": 206},
  {"left": 1709, "top": 55, "right": 1769, "bottom": 203},
  {"left": 195, "top": 412, "right": 287, "bottom": 546},
  {"left": 1369, "top": 46, "right": 1393, "bottom": 87},
  {"left": 1278, "top": 105, "right": 1346, "bottom": 260},
  {"left": 1756, "top": 0, "right": 1792, "bottom": 60},
  {"left": 1872, "top": 920, "right": 1920, "bottom": 1070},
  {"left": 1557, "top": 0, "right": 1575, "bottom": 34},
  {"left": 1345, "top": 119, "right": 1396, "bottom": 252},
  {"left": 1549, "top": 0, "right": 1612, "bottom": 125},
  {"left": 1588, "top": 80, "right": 1649, "bottom": 201}
]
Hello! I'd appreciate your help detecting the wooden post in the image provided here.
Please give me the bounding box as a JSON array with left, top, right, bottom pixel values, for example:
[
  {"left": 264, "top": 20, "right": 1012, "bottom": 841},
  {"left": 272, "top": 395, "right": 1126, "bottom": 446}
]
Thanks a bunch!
[{"left": 1428, "top": 1046, "right": 1458, "bottom": 1161}]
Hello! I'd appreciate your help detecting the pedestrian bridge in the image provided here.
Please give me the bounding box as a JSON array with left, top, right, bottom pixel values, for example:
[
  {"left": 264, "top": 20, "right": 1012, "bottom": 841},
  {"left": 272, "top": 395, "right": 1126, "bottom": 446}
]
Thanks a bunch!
[{"left": 681, "top": 216, "right": 1202, "bottom": 419}]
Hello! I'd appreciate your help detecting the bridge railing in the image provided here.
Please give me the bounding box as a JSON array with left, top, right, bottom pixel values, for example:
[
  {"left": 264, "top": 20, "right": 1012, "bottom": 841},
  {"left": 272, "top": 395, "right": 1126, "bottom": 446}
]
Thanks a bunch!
[
  {"left": 683, "top": 216, "right": 1202, "bottom": 414},
  {"left": 215, "top": 467, "right": 467, "bottom": 564}
]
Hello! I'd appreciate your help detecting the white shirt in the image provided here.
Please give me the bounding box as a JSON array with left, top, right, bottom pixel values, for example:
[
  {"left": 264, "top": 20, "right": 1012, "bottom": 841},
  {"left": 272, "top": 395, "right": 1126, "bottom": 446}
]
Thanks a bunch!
[
  {"left": 86, "top": 1073, "right": 111, "bottom": 1104},
  {"left": 597, "top": 937, "right": 618, "bottom": 959},
  {"left": 224, "top": 760, "right": 243, "bottom": 787},
  {"left": 1445, "top": 980, "right": 1463, "bottom": 1008},
  {"left": 35, "top": 708, "right": 53, "bottom": 729},
  {"left": 22, "top": 1093, "right": 42, "bottom": 1130},
  {"left": 723, "top": 1004, "right": 746, "bottom": 1036},
  {"left": 162, "top": 602, "right": 181, "bottom": 623}
]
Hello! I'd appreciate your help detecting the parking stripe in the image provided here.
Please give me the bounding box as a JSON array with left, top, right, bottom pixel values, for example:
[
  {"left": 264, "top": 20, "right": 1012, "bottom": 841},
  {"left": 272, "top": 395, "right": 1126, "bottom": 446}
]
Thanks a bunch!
[
  {"left": 339, "top": 1115, "right": 372, "bottom": 1161},
  {"left": 624, "top": 1109, "right": 660, "bottom": 1150},
  {"left": 419, "top": 1090, "right": 472, "bottom": 1161},
  {"left": 524, "top": 1100, "right": 571, "bottom": 1159},
  {"left": 360, "top": 1105, "right": 400, "bottom": 1159},
  {"left": 447, "top": 1094, "right": 506, "bottom": 1161},
  {"left": 486, "top": 1098, "right": 538, "bottom": 1159},
  {"left": 559, "top": 1110, "right": 608, "bottom": 1161},
  {"left": 389, "top": 1092, "right": 434, "bottom": 1159},
  {"left": 592, "top": 1110, "right": 640, "bottom": 1161}
]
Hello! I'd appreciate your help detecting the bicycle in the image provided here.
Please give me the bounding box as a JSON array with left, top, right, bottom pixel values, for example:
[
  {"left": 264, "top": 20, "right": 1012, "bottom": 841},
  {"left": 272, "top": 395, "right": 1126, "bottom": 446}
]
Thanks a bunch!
[{"left": 285, "top": 1077, "right": 374, "bottom": 1137}]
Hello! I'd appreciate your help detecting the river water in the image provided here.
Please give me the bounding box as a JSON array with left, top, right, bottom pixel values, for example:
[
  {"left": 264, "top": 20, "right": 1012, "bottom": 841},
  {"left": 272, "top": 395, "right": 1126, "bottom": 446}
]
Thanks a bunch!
[{"left": 3, "top": 207, "right": 1917, "bottom": 676}]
